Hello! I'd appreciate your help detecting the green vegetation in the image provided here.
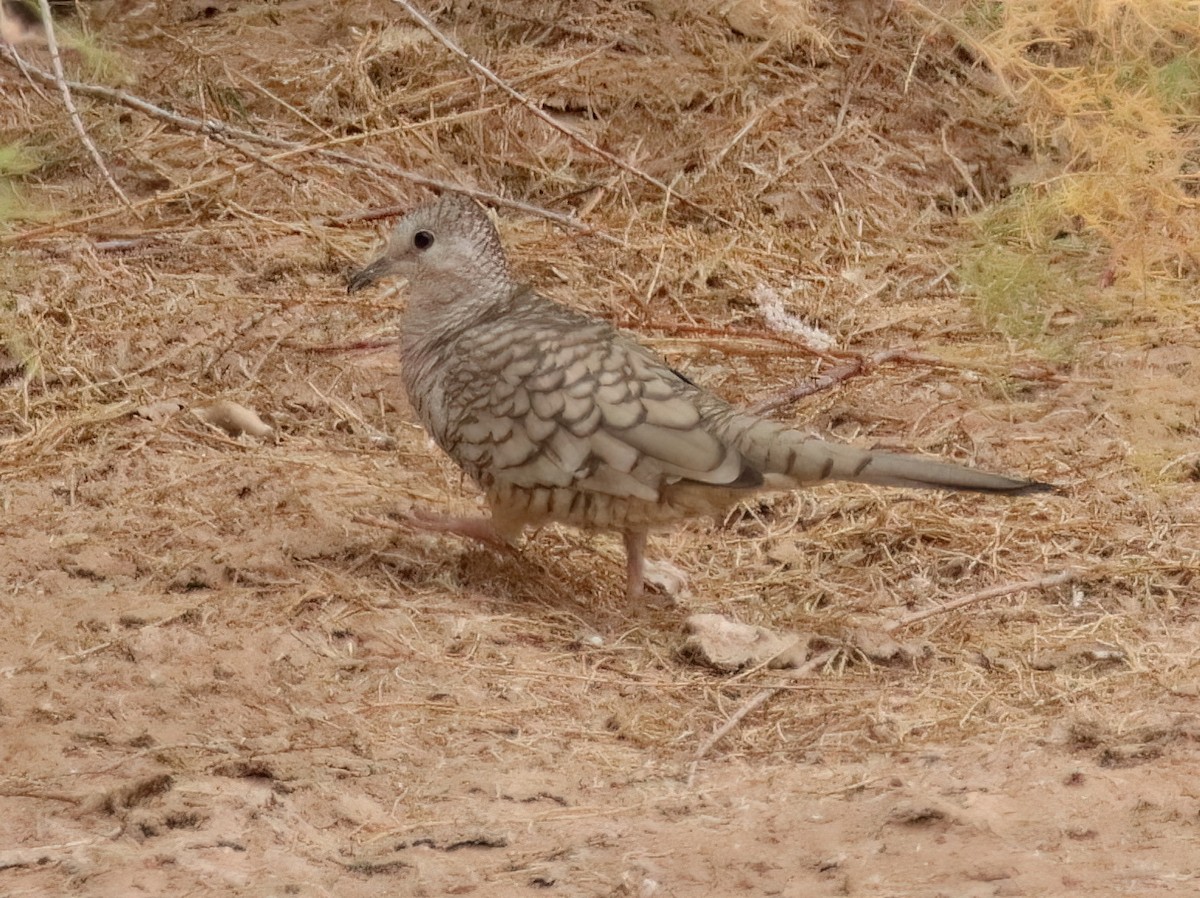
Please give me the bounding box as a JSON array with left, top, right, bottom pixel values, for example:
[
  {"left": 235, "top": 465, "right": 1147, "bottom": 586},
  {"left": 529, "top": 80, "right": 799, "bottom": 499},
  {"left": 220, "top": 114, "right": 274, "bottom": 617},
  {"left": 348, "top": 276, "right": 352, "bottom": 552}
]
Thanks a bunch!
[
  {"left": 59, "top": 23, "right": 131, "bottom": 85},
  {"left": 959, "top": 188, "right": 1106, "bottom": 356},
  {"left": 952, "top": 0, "right": 1200, "bottom": 341},
  {"left": 0, "top": 142, "right": 39, "bottom": 223}
]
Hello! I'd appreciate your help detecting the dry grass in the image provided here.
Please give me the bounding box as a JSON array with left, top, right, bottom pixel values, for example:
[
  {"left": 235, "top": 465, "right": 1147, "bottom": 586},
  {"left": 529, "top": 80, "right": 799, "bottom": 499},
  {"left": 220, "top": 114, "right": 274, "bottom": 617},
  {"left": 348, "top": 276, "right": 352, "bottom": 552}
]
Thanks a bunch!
[
  {"left": 0, "top": 1, "right": 1198, "bottom": 892},
  {"left": 2, "top": 0, "right": 1196, "bottom": 743},
  {"left": 933, "top": 0, "right": 1200, "bottom": 339}
]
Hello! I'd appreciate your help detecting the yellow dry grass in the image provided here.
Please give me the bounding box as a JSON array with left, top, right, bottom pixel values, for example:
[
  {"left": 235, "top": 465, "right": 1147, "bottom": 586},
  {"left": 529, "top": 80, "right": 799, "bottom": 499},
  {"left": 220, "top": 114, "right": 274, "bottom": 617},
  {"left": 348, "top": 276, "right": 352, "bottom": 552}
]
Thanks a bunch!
[{"left": 933, "top": 0, "right": 1200, "bottom": 338}]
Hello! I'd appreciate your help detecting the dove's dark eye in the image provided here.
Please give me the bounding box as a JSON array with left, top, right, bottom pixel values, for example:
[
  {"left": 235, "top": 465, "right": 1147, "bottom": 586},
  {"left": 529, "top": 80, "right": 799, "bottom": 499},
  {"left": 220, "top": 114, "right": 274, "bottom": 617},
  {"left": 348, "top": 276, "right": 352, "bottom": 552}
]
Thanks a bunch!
[{"left": 413, "top": 230, "right": 435, "bottom": 251}]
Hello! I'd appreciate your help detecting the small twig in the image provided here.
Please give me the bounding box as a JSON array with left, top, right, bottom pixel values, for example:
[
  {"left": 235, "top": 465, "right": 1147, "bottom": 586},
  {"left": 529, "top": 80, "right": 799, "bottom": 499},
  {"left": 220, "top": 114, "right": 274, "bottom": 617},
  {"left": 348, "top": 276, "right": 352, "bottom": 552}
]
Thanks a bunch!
[
  {"left": 699, "top": 97, "right": 787, "bottom": 177},
  {"left": 0, "top": 835, "right": 119, "bottom": 871},
  {"left": 0, "top": 31, "right": 50, "bottom": 100},
  {"left": 58, "top": 606, "right": 196, "bottom": 662},
  {"left": 691, "top": 648, "right": 840, "bottom": 767},
  {"left": 940, "top": 126, "right": 983, "bottom": 207},
  {"left": 35, "top": 0, "right": 131, "bottom": 206},
  {"left": 58, "top": 610, "right": 194, "bottom": 660},
  {"left": 228, "top": 65, "right": 337, "bottom": 139},
  {"left": 300, "top": 337, "right": 399, "bottom": 354},
  {"left": 690, "top": 569, "right": 1077, "bottom": 768},
  {"left": 898, "top": 0, "right": 1016, "bottom": 101},
  {"left": 626, "top": 319, "right": 842, "bottom": 356},
  {"left": 886, "top": 569, "right": 1078, "bottom": 633},
  {"left": 0, "top": 788, "right": 83, "bottom": 805},
  {"left": 324, "top": 204, "right": 419, "bottom": 228},
  {"left": 205, "top": 129, "right": 304, "bottom": 182},
  {"left": 1159, "top": 451, "right": 1200, "bottom": 478},
  {"left": 91, "top": 236, "right": 159, "bottom": 252},
  {"left": 635, "top": 319, "right": 1084, "bottom": 387},
  {"left": 748, "top": 347, "right": 911, "bottom": 415},
  {"left": 195, "top": 307, "right": 281, "bottom": 381},
  {"left": 0, "top": 399, "right": 137, "bottom": 461},
  {"left": 388, "top": 0, "right": 728, "bottom": 226}
]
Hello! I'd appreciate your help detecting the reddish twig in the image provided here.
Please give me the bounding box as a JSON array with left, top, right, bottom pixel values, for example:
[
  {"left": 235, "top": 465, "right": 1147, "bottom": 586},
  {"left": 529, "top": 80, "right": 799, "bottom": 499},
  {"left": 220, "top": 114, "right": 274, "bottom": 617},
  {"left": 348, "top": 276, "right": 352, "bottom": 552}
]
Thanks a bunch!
[
  {"left": 301, "top": 338, "right": 399, "bottom": 355},
  {"left": 748, "top": 347, "right": 911, "bottom": 414},
  {"left": 886, "top": 569, "right": 1077, "bottom": 633}
]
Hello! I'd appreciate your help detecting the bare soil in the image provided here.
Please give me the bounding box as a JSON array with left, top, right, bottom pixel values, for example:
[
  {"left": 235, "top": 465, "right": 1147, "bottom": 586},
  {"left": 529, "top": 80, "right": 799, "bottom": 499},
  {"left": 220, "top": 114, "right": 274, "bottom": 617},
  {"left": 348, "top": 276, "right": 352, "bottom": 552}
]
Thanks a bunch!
[{"left": 2, "top": 2, "right": 1198, "bottom": 895}]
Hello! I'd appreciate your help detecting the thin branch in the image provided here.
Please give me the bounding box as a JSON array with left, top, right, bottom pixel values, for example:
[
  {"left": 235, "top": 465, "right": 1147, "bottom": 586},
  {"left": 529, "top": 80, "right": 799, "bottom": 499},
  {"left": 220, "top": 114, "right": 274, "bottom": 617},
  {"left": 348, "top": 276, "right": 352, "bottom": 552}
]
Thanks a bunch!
[
  {"left": 388, "top": 0, "right": 729, "bottom": 226},
  {"left": 57, "top": 606, "right": 196, "bottom": 661},
  {"left": 898, "top": 0, "right": 1017, "bottom": 101},
  {"left": 747, "top": 347, "right": 911, "bottom": 415},
  {"left": 886, "top": 569, "right": 1077, "bottom": 633},
  {"left": 205, "top": 129, "right": 304, "bottom": 183},
  {"left": 35, "top": 0, "right": 130, "bottom": 206},
  {"left": 691, "top": 569, "right": 1078, "bottom": 766},
  {"left": 1159, "top": 451, "right": 1200, "bottom": 478},
  {"left": 0, "top": 835, "right": 119, "bottom": 871},
  {"left": 691, "top": 648, "right": 839, "bottom": 764},
  {"left": 0, "top": 47, "right": 616, "bottom": 244},
  {"left": 325, "top": 195, "right": 616, "bottom": 245},
  {"left": 0, "top": 28, "right": 50, "bottom": 100}
]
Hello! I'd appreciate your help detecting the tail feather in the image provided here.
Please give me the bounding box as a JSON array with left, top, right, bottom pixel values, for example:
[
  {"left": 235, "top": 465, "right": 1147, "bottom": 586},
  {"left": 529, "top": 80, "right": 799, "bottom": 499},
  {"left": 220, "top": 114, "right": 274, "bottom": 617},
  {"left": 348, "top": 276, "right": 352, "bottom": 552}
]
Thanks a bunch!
[{"left": 734, "top": 417, "right": 1052, "bottom": 496}]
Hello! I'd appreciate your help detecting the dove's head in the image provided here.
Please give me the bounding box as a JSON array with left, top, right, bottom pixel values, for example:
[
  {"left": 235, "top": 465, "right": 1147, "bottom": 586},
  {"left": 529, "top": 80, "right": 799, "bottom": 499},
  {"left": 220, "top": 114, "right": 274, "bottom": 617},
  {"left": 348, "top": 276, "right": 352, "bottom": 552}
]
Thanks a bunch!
[{"left": 347, "top": 194, "right": 513, "bottom": 311}]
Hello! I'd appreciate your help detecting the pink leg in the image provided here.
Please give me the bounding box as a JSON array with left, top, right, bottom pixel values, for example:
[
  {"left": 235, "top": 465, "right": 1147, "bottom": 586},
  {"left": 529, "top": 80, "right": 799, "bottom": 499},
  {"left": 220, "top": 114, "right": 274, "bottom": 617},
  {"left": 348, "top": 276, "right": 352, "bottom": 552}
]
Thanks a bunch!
[
  {"left": 390, "top": 509, "right": 517, "bottom": 553},
  {"left": 623, "top": 530, "right": 648, "bottom": 600}
]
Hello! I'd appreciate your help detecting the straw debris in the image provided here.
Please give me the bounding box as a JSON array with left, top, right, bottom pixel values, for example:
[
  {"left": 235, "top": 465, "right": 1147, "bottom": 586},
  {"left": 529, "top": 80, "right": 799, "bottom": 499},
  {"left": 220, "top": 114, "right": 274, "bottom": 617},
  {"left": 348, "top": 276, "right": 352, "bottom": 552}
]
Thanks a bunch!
[{"left": 1, "top": 1, "right": 1197, "bottom": 894}]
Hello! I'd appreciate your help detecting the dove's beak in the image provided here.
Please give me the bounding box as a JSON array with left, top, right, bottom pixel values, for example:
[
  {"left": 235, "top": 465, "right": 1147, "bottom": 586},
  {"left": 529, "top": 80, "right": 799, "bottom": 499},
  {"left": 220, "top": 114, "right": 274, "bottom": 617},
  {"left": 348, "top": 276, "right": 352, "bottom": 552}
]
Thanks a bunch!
[{"left": 347, "top": 254, "right": 392, "bottom": 293}]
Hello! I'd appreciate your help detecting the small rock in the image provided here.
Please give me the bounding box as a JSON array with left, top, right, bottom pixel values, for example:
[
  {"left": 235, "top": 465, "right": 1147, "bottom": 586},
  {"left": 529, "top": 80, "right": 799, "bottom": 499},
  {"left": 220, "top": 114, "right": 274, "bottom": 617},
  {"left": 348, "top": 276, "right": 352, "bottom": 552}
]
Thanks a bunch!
[
  {"left": 679, "top": 613, "right": 810, "bottom": 671},
  {"left": 193, "top": 399, "right": 273, "bottom": 438}
]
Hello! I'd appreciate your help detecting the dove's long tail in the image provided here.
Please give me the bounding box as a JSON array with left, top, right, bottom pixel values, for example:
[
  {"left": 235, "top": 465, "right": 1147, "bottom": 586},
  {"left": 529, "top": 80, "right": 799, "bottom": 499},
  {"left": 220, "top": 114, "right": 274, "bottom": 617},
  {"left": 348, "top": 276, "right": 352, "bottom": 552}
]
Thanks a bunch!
[{"left": 731, "top": 416, "right": 1052, "bottom": 496}]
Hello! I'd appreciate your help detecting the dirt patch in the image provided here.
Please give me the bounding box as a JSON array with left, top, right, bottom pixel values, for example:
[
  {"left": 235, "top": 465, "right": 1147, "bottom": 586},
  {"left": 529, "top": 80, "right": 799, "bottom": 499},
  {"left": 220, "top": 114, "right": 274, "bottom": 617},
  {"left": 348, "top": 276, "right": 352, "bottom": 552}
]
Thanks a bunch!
[{"left": 2, "top": 1, "right": 1198, "bottom": 895}]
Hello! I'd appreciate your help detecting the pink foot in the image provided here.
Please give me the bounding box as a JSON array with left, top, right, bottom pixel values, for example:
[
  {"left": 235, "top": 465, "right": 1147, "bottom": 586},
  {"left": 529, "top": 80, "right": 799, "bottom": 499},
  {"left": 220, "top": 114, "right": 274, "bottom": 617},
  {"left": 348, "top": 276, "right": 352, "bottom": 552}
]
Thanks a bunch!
[
  {"left": 398, "top": 510, "right": 517, "bottom": 553},
  {"left": 624, "top": 530, "right": 647, "bottom": 600},
  {"left": 354, "top": 510, "right": 517, "bottom": 554}
]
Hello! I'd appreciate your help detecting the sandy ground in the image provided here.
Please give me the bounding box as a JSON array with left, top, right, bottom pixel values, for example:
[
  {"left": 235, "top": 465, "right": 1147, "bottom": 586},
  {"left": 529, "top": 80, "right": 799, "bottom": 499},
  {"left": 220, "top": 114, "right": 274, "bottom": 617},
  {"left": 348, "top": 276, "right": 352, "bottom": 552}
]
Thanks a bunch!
[{"left": 2, "top": 1, "right": 1199, "bottom": 895}]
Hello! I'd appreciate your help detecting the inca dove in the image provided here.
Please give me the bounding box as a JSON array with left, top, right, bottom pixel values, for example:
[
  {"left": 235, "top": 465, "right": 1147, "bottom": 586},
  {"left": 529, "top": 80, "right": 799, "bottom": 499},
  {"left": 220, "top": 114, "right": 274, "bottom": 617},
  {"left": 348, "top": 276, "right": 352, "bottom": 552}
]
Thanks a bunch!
[{"left": 348, "top": 195, "right": 1051, "bottom": 598}]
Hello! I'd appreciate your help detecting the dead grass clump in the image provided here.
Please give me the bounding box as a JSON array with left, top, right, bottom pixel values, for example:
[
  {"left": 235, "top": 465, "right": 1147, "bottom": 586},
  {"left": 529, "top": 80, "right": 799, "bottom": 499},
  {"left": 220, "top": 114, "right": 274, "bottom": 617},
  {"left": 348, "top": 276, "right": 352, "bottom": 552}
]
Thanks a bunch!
[{"left": 939, "top": 1, "right": 1200, "bottom": 307}]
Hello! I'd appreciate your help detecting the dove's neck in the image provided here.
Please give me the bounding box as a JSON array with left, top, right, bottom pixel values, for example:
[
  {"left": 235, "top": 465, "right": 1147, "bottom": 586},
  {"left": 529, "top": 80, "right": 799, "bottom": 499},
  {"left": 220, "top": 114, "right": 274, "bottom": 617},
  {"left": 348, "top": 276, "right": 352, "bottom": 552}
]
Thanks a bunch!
[
  {"left": 397, "top": 276, "right": 524, "bottom": 451},
  {"left": 401, "top": 267, "right": 515, "bottom": 338}
]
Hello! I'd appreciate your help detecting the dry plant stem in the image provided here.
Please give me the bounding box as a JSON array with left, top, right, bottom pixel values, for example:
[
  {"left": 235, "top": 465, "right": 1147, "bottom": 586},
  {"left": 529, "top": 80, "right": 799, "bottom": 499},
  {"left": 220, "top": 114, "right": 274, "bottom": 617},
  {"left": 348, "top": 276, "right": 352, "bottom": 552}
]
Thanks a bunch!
[
  {"left": 748, "top": 347, "right": 911, "bottom": 415},
  {"left": 0, "top": 398, "right": 136, "bottom": 458},
  {"left": 206, "top": 130, "right": 302, "bottom": 182},
  {"left": 0, "top": 834, "right": 121, "bottom": 871},
  {"left": 350, "top": 512, "right": 516, "bottom": 555},
  {"left": 0, "top": 48, "right": 606, "bottom": 243},
  {"left": 640, "top": 321, "right": 1078, "bottom": 384},
  {"left": 886, "top": 569, "right": 1077, "bottom": 633},
  {"left": 326, "top": 198, "right": 617, "bottom": 245},
  {"left": 692, "top": 648, "right": 840, "bottom": 764},
  {"left": 388, "top": 0, "right": 728, "bottom": 226},
  {"left": 898, "top": 0, "right": 1015, "bottom": 100},
  {"left": 301, "top": 337, "right": 398, "bottom": 354},
  {"left": 0, "top": 788, "right": 82, "bottom": 805},
  {"left": 1159, "top": 451, "right": 1200, "bottom": 477},
  {"left": 692, "top": 569, "right": 1077, "bottom": 763},
  {"left": 33, "top": 0, "right": 130, "bottom": 206},
  {"left": 58, "top": 607, "right": 196, "bottom": 662},
  {"left": 1, "top": 21, "right": 49, "bottom": 99}
]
